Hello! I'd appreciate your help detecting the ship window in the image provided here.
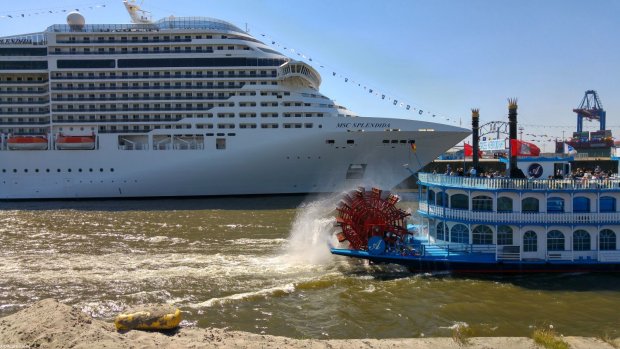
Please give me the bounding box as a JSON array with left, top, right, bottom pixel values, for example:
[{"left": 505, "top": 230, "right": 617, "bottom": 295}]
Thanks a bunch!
[
  {"left": 523, "top": 231, "right": 537, "bottom": 252},
  {"left": 450, "top": 224, "right": 469, "bottom": 244},
  {"left": 573, "top": 197, "right": 590, "bottom": 213},
  {"left": 436, "top": 222, "right": 447, "bottom": 241},
  {"left": 472, "top": 195, "right": 492, "bottom": 211},
  {"left": 600, "top": 229, "right": 616, "bottom": 250},
  {"left": 600, "top": 196, "right": 616, "bottom": 212},
  {"left": 216, "top": 138, "right": 226, "bottom": 150},
  {"left": 497, "top": 197, "right": 513, "bottom": 212},
  {"left": 522, "top": 197, "right": 539, "bottom": 213},
  {"left": 547, "top": 197, "right": 564, "bottom": 213},
  {"left": 547, "top": 230, "right": 565, "bottom": 251},
  {"left": 450, "top": 194, "right": 468, "bottom": 210},
  {"left": 472, "top": 225, "right": 493, "bottom": 245},
  {"left": 497, "top": 225, "right": 513, "bottom": 245},
  {"left": 573, "top": 230, "right": 590, "bottom": 251}
]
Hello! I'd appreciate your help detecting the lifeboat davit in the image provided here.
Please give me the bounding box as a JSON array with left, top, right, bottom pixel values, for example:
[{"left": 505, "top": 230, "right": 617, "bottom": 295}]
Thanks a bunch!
[
  {"left": 7, "top": 135, "right": 48, "bottom": 150},
  {"left": 56, "top": 134, "right": 96, "bottom": 150}
]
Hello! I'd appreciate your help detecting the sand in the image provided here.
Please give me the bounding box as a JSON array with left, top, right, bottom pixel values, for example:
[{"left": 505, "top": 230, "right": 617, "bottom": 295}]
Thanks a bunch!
[{"left": 0, "top": 299, "right": 617, "bottom": 349}]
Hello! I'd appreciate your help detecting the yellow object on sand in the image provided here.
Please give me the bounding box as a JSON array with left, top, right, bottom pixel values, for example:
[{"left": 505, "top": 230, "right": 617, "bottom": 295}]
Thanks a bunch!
[{"left": 114, "top": 306, "right": 182, "bottom": 331}]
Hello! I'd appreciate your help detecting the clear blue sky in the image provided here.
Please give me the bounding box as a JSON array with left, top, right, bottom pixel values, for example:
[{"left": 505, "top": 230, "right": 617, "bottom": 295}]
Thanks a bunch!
[{"left": 1, "top": 0, "right": 619, "bottom": 151}]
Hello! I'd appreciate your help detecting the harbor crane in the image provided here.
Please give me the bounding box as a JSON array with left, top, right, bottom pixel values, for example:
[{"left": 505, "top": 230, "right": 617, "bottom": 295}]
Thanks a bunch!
[{"left": 573, "top": 90, "right": 606, "bottom": 132}]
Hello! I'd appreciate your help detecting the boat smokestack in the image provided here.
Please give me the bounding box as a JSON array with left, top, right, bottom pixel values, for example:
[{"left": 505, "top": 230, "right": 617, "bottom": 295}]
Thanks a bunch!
[
  {"left": 508, "top": 98, "right": 520, "bottom": 178},
  {"left": 471, "top": 109, "right": 480, "bottom": 176}
]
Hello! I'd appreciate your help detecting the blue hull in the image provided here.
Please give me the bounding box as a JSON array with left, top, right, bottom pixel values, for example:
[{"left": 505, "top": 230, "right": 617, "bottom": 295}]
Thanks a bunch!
[{"left": 331, "top": 249, "right": 620, "bottom": 274}]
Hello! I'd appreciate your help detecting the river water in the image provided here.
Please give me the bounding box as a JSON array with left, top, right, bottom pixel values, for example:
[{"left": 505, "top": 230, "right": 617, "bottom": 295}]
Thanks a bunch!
[{"left": 1, "top": 193, "right": 619, "bottom": 339}]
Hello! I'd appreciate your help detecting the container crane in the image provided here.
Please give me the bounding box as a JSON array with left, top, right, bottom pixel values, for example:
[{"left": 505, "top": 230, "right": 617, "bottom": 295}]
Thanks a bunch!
[{"left": 573, "top": 90, "right": 606, "bottom": 132}]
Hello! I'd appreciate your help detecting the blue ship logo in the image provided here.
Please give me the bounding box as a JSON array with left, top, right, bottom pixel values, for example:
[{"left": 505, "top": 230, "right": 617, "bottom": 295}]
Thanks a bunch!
[{"left": 528, "top": 163, "right": 543, "bottom": 178}]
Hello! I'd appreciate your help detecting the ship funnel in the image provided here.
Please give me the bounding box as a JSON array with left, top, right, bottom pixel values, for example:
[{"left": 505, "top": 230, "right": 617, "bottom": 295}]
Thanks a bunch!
[
  {"left": 123, "top": 0, "right": 153, "bottom": 24},
  {"left": 471, "top": 109, "right": 480, "bottom": 175},
  {"left": 508, "top": 98, "right": 524, "bottom": 178}
]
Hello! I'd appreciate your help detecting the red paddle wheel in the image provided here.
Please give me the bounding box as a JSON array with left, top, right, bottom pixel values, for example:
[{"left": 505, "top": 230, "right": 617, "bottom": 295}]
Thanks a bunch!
[{"left": 335, "top": 187, "right": 410, "bottom": 250}]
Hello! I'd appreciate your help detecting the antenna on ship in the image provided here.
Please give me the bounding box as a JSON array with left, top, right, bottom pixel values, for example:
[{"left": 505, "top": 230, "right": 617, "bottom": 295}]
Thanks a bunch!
[{"left": 123, "top": 0, "right": 153, "bottom": 24}]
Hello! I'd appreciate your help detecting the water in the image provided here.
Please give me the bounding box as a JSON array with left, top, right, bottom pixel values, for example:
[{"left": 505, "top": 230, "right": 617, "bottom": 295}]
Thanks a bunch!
[{"left": 1, "top": 194, "right": 619, "bottom": 339}]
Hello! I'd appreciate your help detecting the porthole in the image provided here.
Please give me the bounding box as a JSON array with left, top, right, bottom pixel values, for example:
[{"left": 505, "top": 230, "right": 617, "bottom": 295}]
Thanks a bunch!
[
  {"left": 57, "top": 169, "right": 61, "bottom": 172},
  {"left": 1, "top": 169, "right": 5, "bottom": 173},
  {"left": 35, "top": 169, "right": 39, "bottom": 173},
  {"left": 100, "top": 168, "right": 104, "bottom": 172},
  {"left": 13, "top": 169, "right": 17, "bottom": 173},
  {"left": 68, "top": 169, "right": 72, "bottom": 173},
  {"left": 89, "top": 168, "right": 93, "bottom": 172},
  {"left": 24, "top": 169, "right": 28, "bottom": 173},
  {"left": 46, "top": 169, "right": 50, "bottom": 173},
  {"left": 110, "top": 168, "right": 114, "bottom": 172}
]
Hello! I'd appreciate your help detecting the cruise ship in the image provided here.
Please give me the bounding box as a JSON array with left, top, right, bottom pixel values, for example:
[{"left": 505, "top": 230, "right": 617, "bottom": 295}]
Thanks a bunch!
[{"left": 0, "top": 1, "right": 469, "bottom": 199}]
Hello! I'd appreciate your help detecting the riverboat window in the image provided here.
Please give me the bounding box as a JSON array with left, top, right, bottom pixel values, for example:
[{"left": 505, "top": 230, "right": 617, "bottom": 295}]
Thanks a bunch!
[
  {"left": 522, "top": 197, "right": 539, "bottom": 213},
  {"left": 472, "top": 195, "right": 492, "bottom": 211},
  {"left": 436, "top": 192, "right": 447, "bottom": 207},
  {"left": 473, "top": 225, "right": 493, "bottom": 245},
  {"left": 450, "top": 194, "right": 469, "bottom": 210},
  {"left": 497, "top": 197, "right": 513, "bottom": 212},
  {"left": 547, "top": 230, "right": 565, "bottom": 251},
  {"left": 497, "top": 225, "right": 513, "bottom": 245},
  {"left": 547, "top": 197, "right": 564, "bottom": 213},
  {"left": 600, "top": 229, "right": 616, "bottom": 250},
  {"left": 573, "top": 230, "right": 591, "bottom": 251},
  {"left": 428, "top": 190, "right": 435, "bottom": 204},
  {"left": 573, "top": 197, "right": 590, "bottom": 213},
  {"left": 600, "top": 196, "right": 616, "bottom": 213},
  {"left": 523, "top": 231, "right": 537, "bottom": 252},
  {"left": 450, "top": 224, "right": 469, "bottom": 244},
  {"left": 436, "top": 222, "right": 447, "bottom": 241}
]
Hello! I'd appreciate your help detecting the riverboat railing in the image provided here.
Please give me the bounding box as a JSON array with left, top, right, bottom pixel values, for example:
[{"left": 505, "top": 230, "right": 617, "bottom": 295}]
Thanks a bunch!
[
  {"left": 418, "top": 201, "right": 620, "bottom": 224},
  {"left": 415, "top": 242, "right": 620, "bottom": 262},
  {"left": 418, "top": 173, "right": 620, "bottom": 191}
]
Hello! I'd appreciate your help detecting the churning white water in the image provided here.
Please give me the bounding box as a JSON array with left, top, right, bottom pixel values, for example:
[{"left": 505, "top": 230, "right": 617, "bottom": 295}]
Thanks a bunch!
[{"left": 280, "top": 193, "right": 343, "bottom": 266}]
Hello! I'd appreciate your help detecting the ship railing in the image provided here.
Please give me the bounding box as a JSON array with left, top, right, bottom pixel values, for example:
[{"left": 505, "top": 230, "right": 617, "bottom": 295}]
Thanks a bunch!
[
  {"left": 418, "top": 173, "right": 620, "bottom": 191},
  {"left": 418, "top": 202, "right": 620, "bottom": 224},
  {"left": 496, "top": 245, "right": 521, "bottom": 261},
  {"left": 598, "top": 250, "right": 620, "bottom": 262},
  {"left": 421, "top": 243, "right": 495, "bottom": 257}
]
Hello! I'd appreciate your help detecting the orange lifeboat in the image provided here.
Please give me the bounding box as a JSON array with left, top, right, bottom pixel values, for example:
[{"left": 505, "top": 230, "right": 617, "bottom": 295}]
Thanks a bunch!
[
  {"left": 56, "top": 134, "right": 96, "bottom": 150},
  {"left": 7, "top": 135, "right": 48, "bottom": 150}
]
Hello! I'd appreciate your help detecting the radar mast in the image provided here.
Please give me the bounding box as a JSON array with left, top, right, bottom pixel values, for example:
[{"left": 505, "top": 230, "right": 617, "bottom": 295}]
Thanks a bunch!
[{"left": 123, "top": 0, "right": 152, "bottom": 24}]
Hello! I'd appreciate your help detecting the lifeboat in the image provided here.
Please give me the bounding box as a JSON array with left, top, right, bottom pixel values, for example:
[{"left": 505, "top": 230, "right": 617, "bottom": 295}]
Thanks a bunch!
[
  {"left": 56, "top": 134, "right": 96, "bottom": 150},
  {"left": 7, "top": 135, "right": 48, "bottom": 150}
]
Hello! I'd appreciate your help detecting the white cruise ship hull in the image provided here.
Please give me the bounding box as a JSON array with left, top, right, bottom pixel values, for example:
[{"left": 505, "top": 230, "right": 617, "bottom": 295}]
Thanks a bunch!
[{"left": 0, "top": 119, "right": 468, "bottom": 199}]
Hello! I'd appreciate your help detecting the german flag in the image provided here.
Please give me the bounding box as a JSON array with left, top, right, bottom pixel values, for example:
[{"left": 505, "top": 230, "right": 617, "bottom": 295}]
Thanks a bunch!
[{"left": 410, "top": 140, "right": 416, "bottom": 152}]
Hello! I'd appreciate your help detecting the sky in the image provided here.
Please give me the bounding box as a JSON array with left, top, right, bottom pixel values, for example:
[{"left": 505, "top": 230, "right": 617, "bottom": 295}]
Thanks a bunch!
[{"left": 1, "top": 0, "right": 619, "bottom": 152}]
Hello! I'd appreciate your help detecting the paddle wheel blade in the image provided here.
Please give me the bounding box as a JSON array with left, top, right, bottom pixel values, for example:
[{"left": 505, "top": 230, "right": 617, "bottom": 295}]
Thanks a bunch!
[{"left": 335, "top": 187, "right": 410, "bottom": 251}]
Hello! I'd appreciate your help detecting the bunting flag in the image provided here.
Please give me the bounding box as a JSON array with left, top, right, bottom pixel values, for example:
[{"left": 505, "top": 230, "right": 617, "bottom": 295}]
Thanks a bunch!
[
  {"left": 252, "top": 26, "right": 460, "bottom": 125},
  {"left": 0, "top": 3, "right": 106, "bottom": 19}
]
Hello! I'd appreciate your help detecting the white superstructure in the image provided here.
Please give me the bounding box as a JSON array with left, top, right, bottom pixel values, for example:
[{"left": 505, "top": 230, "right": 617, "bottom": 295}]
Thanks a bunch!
[{"left": 0, "top": 8, "right": 469, "bottom": 199}]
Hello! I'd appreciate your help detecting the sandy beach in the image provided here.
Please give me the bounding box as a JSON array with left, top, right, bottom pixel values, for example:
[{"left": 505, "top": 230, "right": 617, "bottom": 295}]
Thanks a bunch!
[{"left": 0, "top": 299, "right": 617, "bottom": 349}]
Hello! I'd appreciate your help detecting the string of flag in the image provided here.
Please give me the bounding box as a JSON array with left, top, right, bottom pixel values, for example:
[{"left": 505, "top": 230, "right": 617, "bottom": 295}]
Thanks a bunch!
[
  {"left": 251, "top": 28, "right": 460, "bottom": 125},
  {"left": 0, "top": 3, "right": 107, "bottom": 19}
]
